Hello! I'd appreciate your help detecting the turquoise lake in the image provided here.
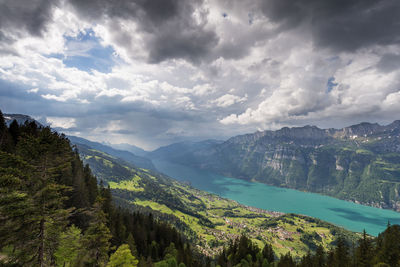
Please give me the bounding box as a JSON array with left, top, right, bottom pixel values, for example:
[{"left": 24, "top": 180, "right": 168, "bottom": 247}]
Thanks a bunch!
[{"left": 153, "top": 159, "right": 400, "bottom": 236}]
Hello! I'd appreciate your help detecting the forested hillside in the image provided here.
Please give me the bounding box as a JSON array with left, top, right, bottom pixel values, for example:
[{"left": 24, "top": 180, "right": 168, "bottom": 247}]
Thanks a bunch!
[
  {"left": 0, "top": 111, "right": 199, "bottom": 266},
  {"left": 215, "top": 226, "right": 400, "bottom": 267}
]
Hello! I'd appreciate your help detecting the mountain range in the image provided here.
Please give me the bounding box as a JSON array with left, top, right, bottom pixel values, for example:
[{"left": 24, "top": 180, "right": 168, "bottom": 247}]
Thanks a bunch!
[
  {"left": 5, "top": 113, "right": 400, "bottom": 212},
  {"left": 150, "top": 121, "right": 400, "bottom": 211}
]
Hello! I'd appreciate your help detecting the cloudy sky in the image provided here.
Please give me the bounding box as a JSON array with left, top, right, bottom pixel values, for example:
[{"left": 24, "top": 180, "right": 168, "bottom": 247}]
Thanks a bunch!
[{"left": 0, "top": 0, "right": 400, "bottom": 149}]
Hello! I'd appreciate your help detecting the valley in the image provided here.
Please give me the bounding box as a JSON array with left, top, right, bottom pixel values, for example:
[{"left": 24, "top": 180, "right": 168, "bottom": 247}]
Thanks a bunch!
[
  {"left": 2, "top": 1, "right": 400, "bottom": 264},
  {"left": 4, "top": 113, "right": 400, "bottom": 263},
  {"left": 149, "top": 121, "right": 400, "bottom": 212},
  {"left": 152, "top": 159, "right": 400, "bottom": 236},
  {"left": 75, "top": 142, "right": 358, "bottom": 258},
  {"left": 66, "top": 127, "right": 400, "bottom": 237}
]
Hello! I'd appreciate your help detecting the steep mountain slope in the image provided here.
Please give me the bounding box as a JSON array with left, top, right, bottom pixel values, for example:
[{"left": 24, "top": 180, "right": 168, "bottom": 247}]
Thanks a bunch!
[
  {"left": 68, "top": 135, "right": 155, "bottom": 170},
  {"left": 150, "top": 121, "right": 400, "bottom": 211},
  {"left": 75, "top": 143, "right": 358, "bottom": 258},
  {"left": 0, "top": 111, "right": 202, "bottom": 266}
]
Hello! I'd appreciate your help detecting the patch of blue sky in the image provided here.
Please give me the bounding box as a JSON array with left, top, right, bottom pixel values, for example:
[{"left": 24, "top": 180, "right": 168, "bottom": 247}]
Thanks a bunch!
[
  {"left": 326, "top": 77, "right": 338, "bottom": 93},
  {"left": 49, "top": 29, "right": 116, "bottom": 73}
]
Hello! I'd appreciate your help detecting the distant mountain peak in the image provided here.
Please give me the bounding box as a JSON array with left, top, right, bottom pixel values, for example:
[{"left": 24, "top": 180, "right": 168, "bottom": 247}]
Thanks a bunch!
[{"left": 253, "top": 120, "right": 400, "bottom": 141}]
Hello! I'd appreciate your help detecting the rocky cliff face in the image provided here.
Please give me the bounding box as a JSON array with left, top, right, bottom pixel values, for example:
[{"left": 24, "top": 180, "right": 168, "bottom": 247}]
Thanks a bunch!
[{"left": 151, "top": 121, "right": 400, "bottom": 211}]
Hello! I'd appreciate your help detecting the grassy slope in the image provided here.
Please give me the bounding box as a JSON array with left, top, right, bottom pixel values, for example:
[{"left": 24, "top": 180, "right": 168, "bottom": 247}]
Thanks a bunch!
[{"left": 76, "top": 143, "right": 358, "bottom": 258}]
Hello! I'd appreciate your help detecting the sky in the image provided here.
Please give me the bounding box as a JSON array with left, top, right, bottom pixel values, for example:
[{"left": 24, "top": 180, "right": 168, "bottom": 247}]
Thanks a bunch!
[{"left": 0, "top": 0, "right": 400, "bottom": 150}]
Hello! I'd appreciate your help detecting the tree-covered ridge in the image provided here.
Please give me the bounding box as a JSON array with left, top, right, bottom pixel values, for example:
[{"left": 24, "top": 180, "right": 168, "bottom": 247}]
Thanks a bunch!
[
  {"left": 73, "top": 142, "right": 359, "bottom": 258},
  {"left": 216, "top": 224, "right": 400, "bottom": 267},
  {"left": 0, "top": 110, "right": 199, "bottom": 266},
  {"left": 149, "top": 122, "right": 400, "bottom": 211}
]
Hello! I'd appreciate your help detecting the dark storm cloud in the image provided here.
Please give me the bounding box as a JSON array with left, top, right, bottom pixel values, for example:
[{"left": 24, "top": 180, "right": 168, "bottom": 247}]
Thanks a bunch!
[
  {"left": 1, "top": 0, "right": 399, "bottom": 63},
  {"left": 377, "top": 53, "right": 400, "bottom": 73},
  {"left": 0, "top": 0, "right": 59, "bottom": 36},
  {"left": 67, "top": 0, "right": 181, "bottom": 25},
  {"left": 68, "top": 0, "right": 218, "bottom": 63},
  {"left": 260, "top": 0, "right": 400, "bottom": 52},
  {"left": 147, "top": 27, "right": 218, "bottom": 63},
  {"left": 0, "top": 0, "right": 218, "bottom": 63}
]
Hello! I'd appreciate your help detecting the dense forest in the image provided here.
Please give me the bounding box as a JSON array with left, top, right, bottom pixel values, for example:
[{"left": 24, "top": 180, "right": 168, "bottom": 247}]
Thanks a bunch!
[
  {"left": 1, "top": 109, "right": 400, "bottom": 267},
  {"left": 0, "top": 110, "right": 198, "bottom": 266},
  {"left": 216, "top": 227, "right": 400, "bottom": 267}
]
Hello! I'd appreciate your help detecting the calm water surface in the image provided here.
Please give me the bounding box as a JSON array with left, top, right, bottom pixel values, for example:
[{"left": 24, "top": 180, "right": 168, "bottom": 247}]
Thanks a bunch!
[{"left": 153, "top": 159, "right": 400, "bottom": 236}]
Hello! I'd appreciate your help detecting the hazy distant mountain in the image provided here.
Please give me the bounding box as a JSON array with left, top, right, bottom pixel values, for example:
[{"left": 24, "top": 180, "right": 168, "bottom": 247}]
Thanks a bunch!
[
  {"left": 151, "top": 121, "right": 400, "bottom": 211},
  {"left": 107, "top": 142, "right": 148, "bottom": 157},
  {"left": 68, "top": 135, "right": 156, "bottom": 171},
  {"left": 149, "top": 139, "right": 224, "bottom": 165},
  {"left": 4, "top": 113, "right": 44, "bottom": 127}
]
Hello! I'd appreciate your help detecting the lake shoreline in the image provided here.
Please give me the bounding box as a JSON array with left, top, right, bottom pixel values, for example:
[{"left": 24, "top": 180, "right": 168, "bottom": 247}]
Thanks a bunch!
[{"left": 153, "top": 159, "right": 400, "bottom": 236}]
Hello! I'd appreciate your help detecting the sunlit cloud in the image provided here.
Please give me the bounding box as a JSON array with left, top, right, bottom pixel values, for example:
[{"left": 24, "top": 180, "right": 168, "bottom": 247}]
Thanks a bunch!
[{"left": 1, "top": 0, "right": 400, "bottom": 149}]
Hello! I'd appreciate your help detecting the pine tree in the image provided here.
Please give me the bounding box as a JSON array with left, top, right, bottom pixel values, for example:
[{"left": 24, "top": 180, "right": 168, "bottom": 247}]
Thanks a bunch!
[
  {"left": 150, "top": 241, "right": 160, "bottom": 261},
  {"left": 0, "top": 110, "right": 6, "bottom": 137},
  {"left": 54, "top": 225, "right": 82, "bottom": 266},
  {"left": 313, "top": 245, "right": 326, "bottom": 267},
  {"left": 277, "top": 252, "right": 296, "bottom": 267},
  {"left": 262, "top": 243, "right": 275, "bottom": 263},
  {"left": 217, "top": 248, "right": 227, "bottom": 267},
  {"left": 0, "top": 127, "right": 73, "bottom": 266},
  {"left": 9, "top": 120, "right": 20, "bottom": 146},
  {"left": 112, "top": 210, "right": 127, "bottom": 246},
  {"left": 127, "top": 233, "right": 139, "bottom": 258},
  {"left": 0, "top": 111, "right": 12, "bottom": 152},
  {"left": 164, "top": 242, "right": 178, "bottom": 260},
  {"left": 299, "top": 252, "right": 312, "bottom": 267},
  {"left": 15, "top": 128, "right": 73, "bottom": 266},
  {"left": 326, "top": 250, "right": 335, "bottom": 267},
  {"left": 107, "top": 244, "right": 139, "bottom": 267},
  {"left": 84, "top": 163, "right": 98, "bottom": 205},
  {"left": 377, "top": 224, "right": 400, "bottom": 266},
  {"left": 355, "top": 230, "right": 373, "bottom": 267},
  {"left": 332, "top": 236, "right": 350, "bottom": 267},
  {"left": 0, "top": 164, "right": 36, "bottom": 264},
  {"left": 81, "top": 199, "right": 112, "bottom": 266}
]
